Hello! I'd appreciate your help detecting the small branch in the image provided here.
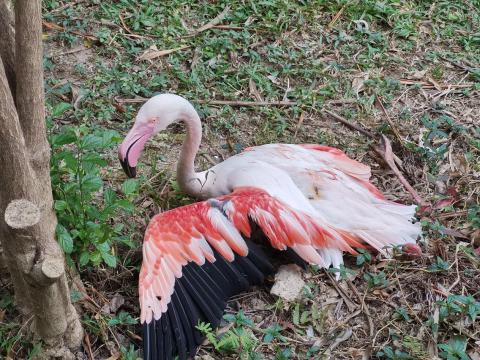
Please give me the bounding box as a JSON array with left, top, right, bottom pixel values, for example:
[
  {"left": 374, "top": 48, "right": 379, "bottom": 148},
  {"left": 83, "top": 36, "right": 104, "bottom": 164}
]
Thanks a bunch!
[
  {"left": 376, "top": 95, "right": 404, "bottom": 147},
  {"left": 115, "top": 96, "right": 355, "bottom": 107},
  {"left": 185, "top": 5, "right": 231, "bottom": 37},
  {"left": 375, "top": 135, "right": 427, "bottom": 206},
  {"left": 211, "top": 25, "right": 243, "bottom": 30},
  {"left": 322, "top": 109, "right": 375, "bottom": 139}
]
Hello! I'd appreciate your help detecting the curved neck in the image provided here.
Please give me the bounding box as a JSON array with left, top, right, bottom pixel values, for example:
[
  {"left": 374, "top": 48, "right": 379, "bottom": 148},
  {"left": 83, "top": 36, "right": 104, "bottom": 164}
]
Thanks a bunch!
[{"left": 177, "top": 114, "right": 203, "bottom": 197}]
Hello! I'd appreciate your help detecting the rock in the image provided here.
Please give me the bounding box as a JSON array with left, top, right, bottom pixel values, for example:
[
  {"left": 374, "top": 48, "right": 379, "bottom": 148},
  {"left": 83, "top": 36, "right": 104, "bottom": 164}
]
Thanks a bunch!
[{"left": 270, "top": 264, "right": 305, "bottom": 302}]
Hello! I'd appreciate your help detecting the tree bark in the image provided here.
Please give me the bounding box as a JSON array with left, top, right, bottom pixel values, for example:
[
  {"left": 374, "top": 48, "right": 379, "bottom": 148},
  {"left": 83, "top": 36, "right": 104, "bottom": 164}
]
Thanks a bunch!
[
  {"left": 0, "top": 0, "right": 15, "bottom": 94},
  {"left": 0, "top": 0, "right": 83, "bottom": 355}
]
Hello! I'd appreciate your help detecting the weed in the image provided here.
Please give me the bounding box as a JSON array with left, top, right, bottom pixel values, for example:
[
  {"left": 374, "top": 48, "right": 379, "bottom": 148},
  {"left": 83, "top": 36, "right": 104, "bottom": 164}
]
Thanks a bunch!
[
  {"left": 263, "top": 324, "right": 286, "bottom": 343},
  {"left": 364, "top": 271, "right": 389, "bottom": 289},
  {"left": 427, "top": 257, "right": 450, "bottom": 273},
  {"left": 438, "top": 336, "right": 469, "bottom": 360},
  {"left": 196, "top": 320, "right": 257, "bottom": 356},
  {"left": 49, "top": 123, "right": 137, "bottom": 268},
  {"left": 376, "top": 346, "right": 413, "bottom": 359},
  {"left": 107, "top": 311, "right": 138, "bottom": 326},
  {"left": 356, "top": 248, "right": 373, "bottom": 266}
]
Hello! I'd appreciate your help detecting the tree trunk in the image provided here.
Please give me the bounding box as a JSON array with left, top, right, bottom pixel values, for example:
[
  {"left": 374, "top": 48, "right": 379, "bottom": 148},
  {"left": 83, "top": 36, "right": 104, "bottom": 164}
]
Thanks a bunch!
[
  {"left": 0, "top": 0, "right": 83, "bottom": 356},
  {"left": 0, "top": 0, "right": 15, "bottom": 94}
]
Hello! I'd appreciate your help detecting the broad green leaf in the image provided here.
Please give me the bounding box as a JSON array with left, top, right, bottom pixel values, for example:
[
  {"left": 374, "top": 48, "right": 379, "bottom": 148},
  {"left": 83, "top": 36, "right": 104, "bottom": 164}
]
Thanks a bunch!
[
  {"left": 79, "top": 251, "right": 90, "bottom": 266},
  {"left": 54, "top": 200, "right": 68, "bottom": 211},
  {"left": 56, "top": 224, "right": 73, "bottom": 254},
  {"left": 102, "top": 252, "right": 117, "bottom": 268},
  {"left": 80, "top": 134, "right": 103, "bottom": 150},
  {"left": 52, "top": 102, "right": 72, "bottom": 118},
  {"left": 104, "top": 187, "right": 117, "bottom": 205},
  {"left": 121, "top": 179, "right": 139, "bottom": 196},
  {"left": 81, "top": 175, "right": 103, "bottom": 192},
  {"left": 51, "top": 128, "right": 76, "bottom": 146}
]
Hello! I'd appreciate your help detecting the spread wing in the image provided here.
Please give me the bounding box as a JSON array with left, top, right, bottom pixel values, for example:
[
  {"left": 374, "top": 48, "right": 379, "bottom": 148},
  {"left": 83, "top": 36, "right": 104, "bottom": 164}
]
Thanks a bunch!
[{"left": 139, "top": 187, "right": 365, "bottom": 360}]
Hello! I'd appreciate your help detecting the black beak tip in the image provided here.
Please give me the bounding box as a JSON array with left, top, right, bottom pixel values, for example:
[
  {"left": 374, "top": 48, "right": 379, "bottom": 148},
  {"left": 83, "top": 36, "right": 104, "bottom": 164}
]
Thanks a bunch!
[{"left": 119, "top": 158, "right": 137, "bottom": 178}]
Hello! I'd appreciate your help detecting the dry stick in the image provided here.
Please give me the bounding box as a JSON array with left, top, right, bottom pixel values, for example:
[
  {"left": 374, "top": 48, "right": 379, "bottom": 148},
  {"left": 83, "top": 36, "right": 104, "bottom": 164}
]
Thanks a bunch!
[
  {"left": 376, "top": 95, "right": 404, "bottom": 147},
  {"left": 347, "top": 280, "right": 375, "bottom": 338},
  {"left": 324, "top": 271, "right": 358, "bottom": 311},
  {"left": 83, "top": 333, "right": 95, "bottom": 360},
  {"left": 115, "top": 97, "right": 355, "bottom": 106},
  {"left": 322, "top": 109, "right": 376, "bottom": 138},
  {"left": 375, "top": 135, "right": 427, "bottom": 206},
  {"left": 437, "top": 210, "right": 468, "bottom": 219},
  {"left": 185, "top": 5, "right": 231, "bottom": 37},
  {"left": 211, "top": 25, "right": 243, "bottom": 30}
]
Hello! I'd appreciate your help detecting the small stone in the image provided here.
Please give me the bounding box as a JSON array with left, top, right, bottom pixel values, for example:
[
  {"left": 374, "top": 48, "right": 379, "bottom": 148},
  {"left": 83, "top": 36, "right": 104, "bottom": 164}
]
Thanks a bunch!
[{"left": 270, "top": 264, "right": 305, "bottom": 302}]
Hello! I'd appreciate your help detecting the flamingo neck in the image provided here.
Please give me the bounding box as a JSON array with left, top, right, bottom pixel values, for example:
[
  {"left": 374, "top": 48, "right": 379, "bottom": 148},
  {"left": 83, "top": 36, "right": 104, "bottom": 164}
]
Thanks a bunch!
[{"left": 177, "top": 113, "right": 203, "bottom": 197}]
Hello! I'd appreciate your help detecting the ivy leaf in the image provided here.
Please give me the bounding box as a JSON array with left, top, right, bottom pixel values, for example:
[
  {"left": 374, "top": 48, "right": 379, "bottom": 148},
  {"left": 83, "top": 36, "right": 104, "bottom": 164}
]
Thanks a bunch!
[{"left": 56, "top": 224, "right": 73, "bottom": 254}]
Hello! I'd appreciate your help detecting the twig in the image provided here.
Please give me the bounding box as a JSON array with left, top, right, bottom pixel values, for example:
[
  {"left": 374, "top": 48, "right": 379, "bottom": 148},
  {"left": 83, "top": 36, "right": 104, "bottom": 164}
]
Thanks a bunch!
[
  {"left": 437, "top": 210, "right": 468, "bottom": 219},
  {"left": 84, "top": 333, "right": 95, "bottom": 360},
  {"left": 347, "top": 280, "right": 374, "bottom": 338},
  {"left": 293, "top": 112, "right": 305, "bottom": 139},
  {"left": 322, "top": 109, "right": 375, "bottom": 139},
  {"left": 115, "top": 97, "right": 355, "bottom": 107},
  {"left": 185, "top": 5, "right": 231, "bottom": 36},
  {"left": 376, "top": 95, "right": 404, "bottom": 147},
  {"left": 324, "top": 271, "right": 357, "bottom": 311},
  {"left": 328, "top": 5, "right": 345, "bottom": 28},
  {"left": 211, "top": 25, "right": 243, "bottom": 30},
  {"left": 447, "top": 244, "right": 461, "bottom": 293},
  {"left": 119, "top": 13, "right": 133, "bottom": 34},
  {"left": 375, "top": 135, "right": 427, "bottom": 206},
  {"left": 42, "top": 21, "right": 98, "bottom": 41},
  {"left": 439, "top": 56, "right": 479, "bottom": 73}
]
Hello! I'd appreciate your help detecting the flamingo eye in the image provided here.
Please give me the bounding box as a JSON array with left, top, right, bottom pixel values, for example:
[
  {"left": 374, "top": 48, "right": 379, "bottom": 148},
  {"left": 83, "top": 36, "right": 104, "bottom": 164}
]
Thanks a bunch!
[{"left": 149, "top": 117, "right": 159, "bottom": 124}]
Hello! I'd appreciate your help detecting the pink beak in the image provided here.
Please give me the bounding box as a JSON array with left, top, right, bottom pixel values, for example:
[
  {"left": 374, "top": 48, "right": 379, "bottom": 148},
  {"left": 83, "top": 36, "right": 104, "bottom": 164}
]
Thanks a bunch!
[{"left": 118, "top": 123, "right": 154, "bottom": 178}]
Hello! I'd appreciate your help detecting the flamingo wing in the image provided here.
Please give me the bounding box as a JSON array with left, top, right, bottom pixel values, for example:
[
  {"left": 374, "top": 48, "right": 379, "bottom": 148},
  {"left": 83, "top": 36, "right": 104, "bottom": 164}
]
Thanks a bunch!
[
  {"left": 140, "top": 187, "right": 367, "bottom": 360},
  {"left": 140, "top": 199, "right": 274, "bottom": 360}
]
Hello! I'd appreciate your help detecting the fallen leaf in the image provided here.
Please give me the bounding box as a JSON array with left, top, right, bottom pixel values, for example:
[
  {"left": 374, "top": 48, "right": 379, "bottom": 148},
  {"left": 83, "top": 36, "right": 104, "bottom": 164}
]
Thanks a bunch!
[
  {"left": 411, "top": 69, "right": 427, "bottom": 80},
  {"left": 351, "top": 73, "right": 368, "bottom": 96},
  {"left": 110, "top": 293, "right": 125, "bottom": 313},
  {"left": 137, "top": 45, "right": 190, "bottom": 61},
  {"left": 270, "top": 264, "right": 305, "bottom": 302}
]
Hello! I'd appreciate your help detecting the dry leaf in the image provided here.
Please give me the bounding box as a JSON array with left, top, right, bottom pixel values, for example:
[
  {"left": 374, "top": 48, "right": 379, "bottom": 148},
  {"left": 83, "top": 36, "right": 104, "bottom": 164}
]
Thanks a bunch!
[
  {"left": 137, "top": 45, "right": 189, "bottom": 61},
  {"left": 351, "top": 72, "right": 369, "bottom": 96}
]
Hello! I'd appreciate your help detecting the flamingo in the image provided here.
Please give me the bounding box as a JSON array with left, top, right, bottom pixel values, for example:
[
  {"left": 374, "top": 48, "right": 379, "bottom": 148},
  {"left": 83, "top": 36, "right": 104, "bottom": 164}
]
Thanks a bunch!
[{"left": 118, "top": 93, "right": 422, "bottom": 360}]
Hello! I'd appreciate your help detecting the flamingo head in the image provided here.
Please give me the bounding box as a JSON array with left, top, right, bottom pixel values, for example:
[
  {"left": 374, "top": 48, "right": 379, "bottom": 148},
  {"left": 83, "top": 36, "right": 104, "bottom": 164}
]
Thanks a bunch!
[{"left": 118, "top": 93, "right": 196, "bottom": 178}]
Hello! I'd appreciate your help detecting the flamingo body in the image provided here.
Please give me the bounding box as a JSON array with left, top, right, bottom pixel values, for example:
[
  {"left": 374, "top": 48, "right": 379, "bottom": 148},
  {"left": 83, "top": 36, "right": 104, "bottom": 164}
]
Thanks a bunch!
[{"left": 118, "top": 94, "right": 421, "bottom": 360}]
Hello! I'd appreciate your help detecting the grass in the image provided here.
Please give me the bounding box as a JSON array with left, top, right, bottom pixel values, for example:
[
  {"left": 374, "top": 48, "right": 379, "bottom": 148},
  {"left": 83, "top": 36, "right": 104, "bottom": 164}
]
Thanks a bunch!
[{"left": 0, "top": 0, "right": 479, "bottom": 358}]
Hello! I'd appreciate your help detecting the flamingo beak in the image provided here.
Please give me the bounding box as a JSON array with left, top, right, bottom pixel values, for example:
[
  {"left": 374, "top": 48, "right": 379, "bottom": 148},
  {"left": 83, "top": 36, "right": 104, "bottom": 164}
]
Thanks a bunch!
[
  {"left": 119, "top": 155, "right": 137, "bottom": 178},
  {"left": 118, "top": 124, "right": 154, "bottom": 178}
]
